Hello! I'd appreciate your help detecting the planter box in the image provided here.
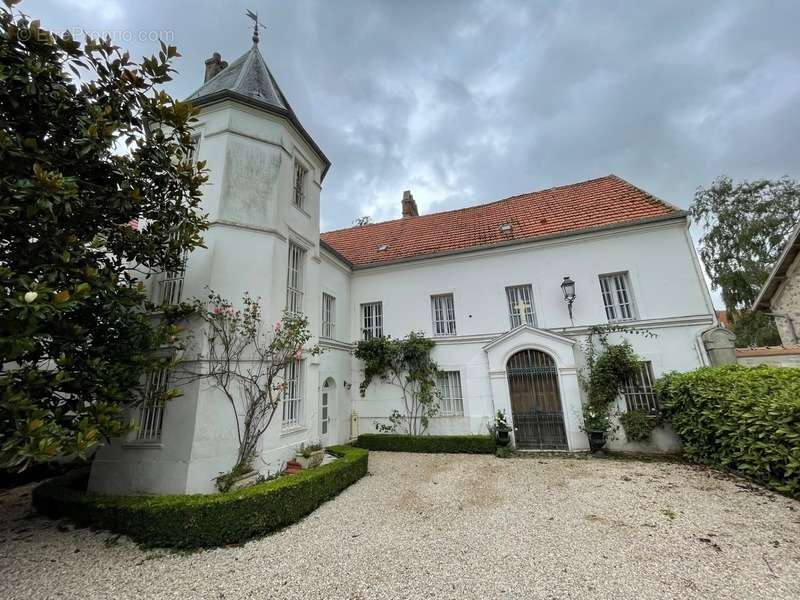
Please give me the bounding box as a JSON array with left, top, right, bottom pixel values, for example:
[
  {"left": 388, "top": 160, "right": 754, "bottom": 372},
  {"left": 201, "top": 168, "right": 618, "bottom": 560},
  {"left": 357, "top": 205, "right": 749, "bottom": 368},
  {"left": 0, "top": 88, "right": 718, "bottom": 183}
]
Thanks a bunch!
[
  {"left": 295, "top": 449, "right": 324, "bottom": 469},
  {"left": 228, "top": 470, "right": 259, "bottom": 492}
]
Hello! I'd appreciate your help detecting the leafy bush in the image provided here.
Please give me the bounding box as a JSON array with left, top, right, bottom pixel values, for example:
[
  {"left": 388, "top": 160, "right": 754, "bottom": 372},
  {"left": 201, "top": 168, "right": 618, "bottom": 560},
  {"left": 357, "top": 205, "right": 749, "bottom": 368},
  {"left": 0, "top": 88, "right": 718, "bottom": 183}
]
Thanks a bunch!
[
  {"left": 618, "top": 409, "right": 660, "bottom": 442},
  {"left": 657, "top": 365, "right": 800, "bottom": 496},
  {"left": 32, "top": 445, "right": 368, "bottom": 548},
  {"left": 355, "top": 434, "right": 494, "bottom": 454}
]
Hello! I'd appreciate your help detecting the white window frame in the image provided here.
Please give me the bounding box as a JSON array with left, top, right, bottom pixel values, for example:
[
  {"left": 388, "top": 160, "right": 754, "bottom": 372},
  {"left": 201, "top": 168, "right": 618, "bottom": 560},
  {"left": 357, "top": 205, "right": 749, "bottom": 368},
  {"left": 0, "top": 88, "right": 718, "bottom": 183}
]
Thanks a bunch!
[
  {"left": 430, "top": 293, "right": 457, "bottom": 336},
  {"left": 286, "top": 241, "right": 305, "bottom": 313},
  {"left": 599, "top": 272, "right": 636, "bottom": 322},
  {"left": 622, "top": 361, "right": 659, "bottom": 414},
  {"left": 293, "top": 159, "right": 308, "bottom": 209},
  {"left": 506, "top": 284, "right": 536, "bottom": 328},
  {"left": 361, "top": 302, "right": 383, "bottom": 340},
  {"left": 282, "top": 359, "right": 303, "bottom": 430},
  {"left": 322, "top": 293, "right": 336, "bottom": 339},
  {"left": 136, "top": 367, "right": 169, "bottom": 441},
  {"left": 436, "top": 371, "right": 464, "bottom": 417}
]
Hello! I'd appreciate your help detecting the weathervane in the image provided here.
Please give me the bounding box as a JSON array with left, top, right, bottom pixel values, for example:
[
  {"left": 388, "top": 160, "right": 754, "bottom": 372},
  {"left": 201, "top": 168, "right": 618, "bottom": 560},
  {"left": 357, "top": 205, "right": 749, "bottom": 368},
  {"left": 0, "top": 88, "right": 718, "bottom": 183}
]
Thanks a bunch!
[{"left": 245, "top": 9, "right": 267, "bottom": 45}]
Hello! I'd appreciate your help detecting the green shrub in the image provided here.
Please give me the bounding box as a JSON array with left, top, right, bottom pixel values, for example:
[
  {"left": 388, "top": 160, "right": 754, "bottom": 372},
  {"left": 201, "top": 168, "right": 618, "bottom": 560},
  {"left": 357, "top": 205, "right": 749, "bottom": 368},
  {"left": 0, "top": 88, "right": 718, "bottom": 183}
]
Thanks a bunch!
[
  {"left": 619, "top": 409, "right": 660, "bottom": 442},
  {"left": 355, "top": 434, "right": 494, "bottom": 454},
  {"left": 32, "top": 445, "right": 368, "bottom": 548},
  {"left": 657, "top": 365, "right": 800, "bottom": 496}
]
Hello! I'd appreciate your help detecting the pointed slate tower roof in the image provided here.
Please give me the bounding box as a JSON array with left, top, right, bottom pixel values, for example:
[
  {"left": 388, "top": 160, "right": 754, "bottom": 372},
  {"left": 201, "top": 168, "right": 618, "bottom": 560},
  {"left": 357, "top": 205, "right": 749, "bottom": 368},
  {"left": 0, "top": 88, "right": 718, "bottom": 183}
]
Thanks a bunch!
[{"left": 187, "top": 43, "right": 330, "bottom": 178}]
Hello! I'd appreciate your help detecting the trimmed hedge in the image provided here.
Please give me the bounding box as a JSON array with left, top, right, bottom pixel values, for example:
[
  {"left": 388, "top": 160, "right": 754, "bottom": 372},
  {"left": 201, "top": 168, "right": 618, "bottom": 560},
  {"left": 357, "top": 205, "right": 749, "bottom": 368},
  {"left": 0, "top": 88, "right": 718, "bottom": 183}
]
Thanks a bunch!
[
  {"left": 355, "top": 433, "right": 495, "bottom": 454},
  {"left": 32, "top": 445, "right": 368, "bottom": 548},
  {"left": 658, "top": 365, "right": 800, "bottom": 497}
]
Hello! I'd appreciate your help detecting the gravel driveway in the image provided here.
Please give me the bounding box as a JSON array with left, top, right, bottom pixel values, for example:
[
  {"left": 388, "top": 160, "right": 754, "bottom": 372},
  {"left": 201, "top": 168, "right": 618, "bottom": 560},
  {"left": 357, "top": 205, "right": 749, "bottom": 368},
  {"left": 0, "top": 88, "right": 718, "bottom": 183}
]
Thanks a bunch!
[{"left": 1, "top": 452, "right": 799, "bottom": 600}]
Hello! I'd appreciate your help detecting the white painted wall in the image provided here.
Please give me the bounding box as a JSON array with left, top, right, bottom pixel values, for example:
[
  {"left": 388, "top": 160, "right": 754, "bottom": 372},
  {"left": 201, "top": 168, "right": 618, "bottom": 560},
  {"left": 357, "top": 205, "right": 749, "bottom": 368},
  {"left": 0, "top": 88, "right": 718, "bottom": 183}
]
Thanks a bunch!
[
  {"left": 347, "top": 218, "right": 715, "bottom": 452},
  {"left": 90, "top": 100, "right": 333, "bottom": 495}
]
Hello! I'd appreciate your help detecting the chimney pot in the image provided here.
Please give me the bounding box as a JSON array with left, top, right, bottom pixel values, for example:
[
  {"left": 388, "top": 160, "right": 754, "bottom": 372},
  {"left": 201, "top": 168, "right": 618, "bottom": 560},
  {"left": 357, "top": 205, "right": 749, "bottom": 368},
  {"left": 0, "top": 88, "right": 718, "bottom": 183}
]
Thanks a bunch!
[
  {"left": 204, "top": 52, "right": 227, "bottom": 82},
  {"left": 401, "top": 190, "right": 419, "bottom": 218}
]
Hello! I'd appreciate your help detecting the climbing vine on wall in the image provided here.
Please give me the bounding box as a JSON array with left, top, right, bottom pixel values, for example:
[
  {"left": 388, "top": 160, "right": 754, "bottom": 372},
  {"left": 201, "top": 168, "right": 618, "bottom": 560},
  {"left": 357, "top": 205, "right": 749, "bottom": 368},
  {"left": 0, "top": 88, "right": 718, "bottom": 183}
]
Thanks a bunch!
[{"left": 353, "top": 332, "right": 440, "bottom": 435}]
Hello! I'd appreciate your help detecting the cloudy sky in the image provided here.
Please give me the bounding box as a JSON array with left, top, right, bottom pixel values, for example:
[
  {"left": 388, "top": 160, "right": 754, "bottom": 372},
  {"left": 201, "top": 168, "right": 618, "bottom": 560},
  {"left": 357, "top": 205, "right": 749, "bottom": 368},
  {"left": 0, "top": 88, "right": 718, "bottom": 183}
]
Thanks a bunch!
[{"left": 31, "top": 0, "right": 800, "bottom": 232}]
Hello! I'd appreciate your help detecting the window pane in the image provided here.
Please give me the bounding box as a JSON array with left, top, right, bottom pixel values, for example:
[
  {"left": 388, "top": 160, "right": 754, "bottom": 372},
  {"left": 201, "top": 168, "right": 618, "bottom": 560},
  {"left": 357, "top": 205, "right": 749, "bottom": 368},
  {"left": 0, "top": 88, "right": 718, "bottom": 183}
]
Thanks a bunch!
[
  {"left": 599, "top": 273, "right": 634, "bottom": 322},
  {"left": 286, "top": 243, "right": 305, "bottom": 313},
  {"left": 362, "top": 302, "right": 383, "bottom": 339},
  {"left": 622, "top": 361, "right": 658, "bottom": 413},
  {"left": 431, "top": 294, "right": 456, "bottom": 336},
  {"left": 436, "top": 371, "right": 463, "bottom": 416},
  {"left": 506, "top": 285, "right": 535, "bottom": 328}
]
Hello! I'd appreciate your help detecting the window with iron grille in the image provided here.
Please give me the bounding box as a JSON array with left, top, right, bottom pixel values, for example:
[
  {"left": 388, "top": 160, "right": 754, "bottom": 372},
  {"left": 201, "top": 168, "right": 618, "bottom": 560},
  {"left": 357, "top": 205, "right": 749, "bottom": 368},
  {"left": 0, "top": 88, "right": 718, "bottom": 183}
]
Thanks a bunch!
[
  {"left": 322, "top": 293, "right": 335, "bottom": 338},
  {"left": 431, "top": 294, "right": 456, "bottom": 336},
  {"left": 436, "top": 371, "right": 464, "bottom": 416},
  {"left": 599, "top": 272, "right": 636, "bottom": 321},
  {"left": 158, "top": 254, "right": 187, "bottom": 305},
  {"left": 136, "top": 367, "right": 169, "bottom": 441},
  {"left": 293, "top": 160, "right": 308, "bottom": 208},
  {"left": 282, "top": 359, "right": 303, "bottom": 429},
  {"left": 506, "top": 284, "right": 536, "bottom": 328},
  {"left": 286, "top": 242, "right": 305, "bottom": 313},
  {"left": 622, "top": 361, "right": 659, "bottom": 413},
  {"left": 361, "top": 302, "right": 383, "bottom": 340}
]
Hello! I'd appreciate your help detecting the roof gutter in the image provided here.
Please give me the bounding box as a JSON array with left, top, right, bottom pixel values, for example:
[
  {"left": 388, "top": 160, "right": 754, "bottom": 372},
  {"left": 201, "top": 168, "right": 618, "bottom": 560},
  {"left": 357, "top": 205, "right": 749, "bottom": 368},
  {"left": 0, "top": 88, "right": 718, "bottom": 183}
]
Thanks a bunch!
[
  {"left": 341, "top": 211, "right": 689, "bottom": 271},
  {"left": 189, "top": 90, "right": 332, "bottom": 180}
]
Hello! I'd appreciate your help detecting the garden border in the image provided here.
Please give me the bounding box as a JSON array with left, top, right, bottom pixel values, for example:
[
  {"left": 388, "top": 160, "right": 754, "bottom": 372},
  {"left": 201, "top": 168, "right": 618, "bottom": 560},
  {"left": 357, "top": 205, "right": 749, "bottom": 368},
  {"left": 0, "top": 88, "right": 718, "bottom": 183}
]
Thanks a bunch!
[
  {"left": 355, "top": 434, "right": 495, "bottom": 454},
  {"left": 32, "top": 445, "right": 368, "bottom": 548}
]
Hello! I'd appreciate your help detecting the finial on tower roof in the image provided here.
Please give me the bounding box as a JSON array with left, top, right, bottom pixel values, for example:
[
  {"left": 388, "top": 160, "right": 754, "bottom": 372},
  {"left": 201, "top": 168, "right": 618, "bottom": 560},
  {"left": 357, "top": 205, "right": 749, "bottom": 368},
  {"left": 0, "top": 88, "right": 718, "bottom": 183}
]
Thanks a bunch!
[{"left": 245, "top": 9, "right": 266, "bottom": 45}]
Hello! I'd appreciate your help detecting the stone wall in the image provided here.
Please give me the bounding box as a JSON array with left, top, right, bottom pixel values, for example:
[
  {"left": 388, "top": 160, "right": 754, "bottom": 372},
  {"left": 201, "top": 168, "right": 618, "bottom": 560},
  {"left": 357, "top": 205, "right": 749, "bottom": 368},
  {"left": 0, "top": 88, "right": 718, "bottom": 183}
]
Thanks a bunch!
[{"left": 771, "top": 252, "right": 800, "bottom": 346}]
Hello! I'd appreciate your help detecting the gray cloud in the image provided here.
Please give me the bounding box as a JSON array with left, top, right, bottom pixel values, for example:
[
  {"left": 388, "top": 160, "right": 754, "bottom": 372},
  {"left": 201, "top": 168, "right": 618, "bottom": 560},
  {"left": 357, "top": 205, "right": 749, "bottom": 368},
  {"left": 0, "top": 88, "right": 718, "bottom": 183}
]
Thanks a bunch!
[{"left": 31, "top": 0, "right": 800, "bottom": 230}]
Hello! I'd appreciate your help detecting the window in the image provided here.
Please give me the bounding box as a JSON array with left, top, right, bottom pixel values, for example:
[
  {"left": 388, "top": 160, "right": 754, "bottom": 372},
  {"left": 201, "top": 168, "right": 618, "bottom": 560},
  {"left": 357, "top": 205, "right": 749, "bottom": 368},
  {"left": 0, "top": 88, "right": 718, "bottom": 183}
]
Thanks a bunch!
[
  {"left": 136, "top": 367, "right": 169, "bottom": 441},
  {"left": 157, "top": 233, "right": 187, "bottom": 305},
  {"left": 361, "top": 302, "right": 383, "bottom": 340},
  {"left": 506, "top": 284, "right": 536, "bottom": 328},
  {"left": 322, "top": 293, "right": 336, "bottom": 338},
  {"left": 431, "top": 294, "right": 456, "bottom": 336},
  {"left": 599, "top": 272, "right": 636, "bottom": 321},
  {"left": 293, "top": 160, "right": 308, "bottom": 208},
  {"left": 622, "top": 361, "right": 659, "bottom": 413},
  {"left": 282, "top": 360, "right": 303, "bottom": 429},
  {"left": 436, "top": 371, "right": 464, "bottom": 416},
  {"left": 286, "top": 242, "right": 305, "bottom": 313}
]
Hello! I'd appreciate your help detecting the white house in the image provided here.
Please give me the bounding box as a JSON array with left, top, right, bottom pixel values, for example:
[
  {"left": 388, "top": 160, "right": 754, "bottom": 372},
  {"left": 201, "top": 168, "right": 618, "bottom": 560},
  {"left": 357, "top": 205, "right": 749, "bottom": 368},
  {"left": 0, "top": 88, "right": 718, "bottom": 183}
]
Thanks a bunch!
[{"left": 89, "top": 39, "right": 717, "bottom": 495}]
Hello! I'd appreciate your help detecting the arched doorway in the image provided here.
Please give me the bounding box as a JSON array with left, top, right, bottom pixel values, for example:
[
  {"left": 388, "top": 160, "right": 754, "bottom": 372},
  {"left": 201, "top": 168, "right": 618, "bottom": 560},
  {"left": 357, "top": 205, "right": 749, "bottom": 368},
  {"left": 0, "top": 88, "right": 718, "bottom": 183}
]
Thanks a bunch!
[
  {"left": 321, "top": 378, "right": 335, "bottom": 445},
  {"left": 506, "top": 349, "right": 568, "bottom": 450}
]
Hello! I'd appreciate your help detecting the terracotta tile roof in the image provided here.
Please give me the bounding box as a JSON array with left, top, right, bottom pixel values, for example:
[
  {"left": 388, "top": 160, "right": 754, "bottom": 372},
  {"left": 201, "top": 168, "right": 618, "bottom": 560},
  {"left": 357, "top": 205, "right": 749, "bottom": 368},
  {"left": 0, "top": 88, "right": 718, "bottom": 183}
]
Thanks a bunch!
[
  {"left": 321, "top": 175, "right": 684, "bottom": 267},
  {"left": 735, "top": 346, "right": 800, "bottom": 358}
]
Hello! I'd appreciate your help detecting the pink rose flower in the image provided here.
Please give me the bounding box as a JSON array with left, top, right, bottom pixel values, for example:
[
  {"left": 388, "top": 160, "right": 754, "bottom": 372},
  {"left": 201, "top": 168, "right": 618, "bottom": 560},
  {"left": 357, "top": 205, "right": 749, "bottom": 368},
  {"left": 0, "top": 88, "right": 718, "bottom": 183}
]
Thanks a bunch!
[
  {"left": 212, "top": 306, "right": 221, "bottom": 314},
  {"left": 274, "top": 320, "right": 282, "bottom": 332}
]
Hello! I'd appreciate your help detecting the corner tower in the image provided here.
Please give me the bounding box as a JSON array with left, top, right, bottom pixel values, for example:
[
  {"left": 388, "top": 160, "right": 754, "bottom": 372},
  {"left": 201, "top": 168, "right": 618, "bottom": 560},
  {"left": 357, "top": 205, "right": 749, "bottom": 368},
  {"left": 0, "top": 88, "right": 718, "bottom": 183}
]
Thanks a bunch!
[{"left": 89, "top": 33, "right": 331, "bottom": 495}]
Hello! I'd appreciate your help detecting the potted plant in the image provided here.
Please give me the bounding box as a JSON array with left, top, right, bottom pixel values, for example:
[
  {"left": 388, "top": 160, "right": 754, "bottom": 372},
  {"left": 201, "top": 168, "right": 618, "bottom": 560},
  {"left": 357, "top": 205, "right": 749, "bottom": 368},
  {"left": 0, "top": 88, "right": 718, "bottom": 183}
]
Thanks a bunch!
[
  {"left": 295, "top": 442, "right": 324, "bottom": 469},
  {"left": 494, "top": 409, "right": 511, "bottom": 447},
  {"left": 581, "top": 405, "right": 611, "bottom": 454}
]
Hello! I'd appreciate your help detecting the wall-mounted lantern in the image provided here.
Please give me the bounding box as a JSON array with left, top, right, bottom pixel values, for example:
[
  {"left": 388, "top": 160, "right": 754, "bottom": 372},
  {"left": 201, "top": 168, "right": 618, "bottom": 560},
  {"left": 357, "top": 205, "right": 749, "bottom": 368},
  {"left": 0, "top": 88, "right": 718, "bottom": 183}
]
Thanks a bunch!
[{"left": 561, "top": 276, "right": 576, "bottom": 324}]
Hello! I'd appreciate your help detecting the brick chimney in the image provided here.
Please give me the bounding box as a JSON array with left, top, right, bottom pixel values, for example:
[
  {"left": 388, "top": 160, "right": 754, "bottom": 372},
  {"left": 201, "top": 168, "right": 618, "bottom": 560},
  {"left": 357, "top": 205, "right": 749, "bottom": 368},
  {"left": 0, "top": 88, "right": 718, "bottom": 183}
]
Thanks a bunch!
[
  {"left": 401, "top": 190, "right": 419, "bottom": 218},
  {"left": 204, "top": 52, "right": 228, "bottom": 82}
]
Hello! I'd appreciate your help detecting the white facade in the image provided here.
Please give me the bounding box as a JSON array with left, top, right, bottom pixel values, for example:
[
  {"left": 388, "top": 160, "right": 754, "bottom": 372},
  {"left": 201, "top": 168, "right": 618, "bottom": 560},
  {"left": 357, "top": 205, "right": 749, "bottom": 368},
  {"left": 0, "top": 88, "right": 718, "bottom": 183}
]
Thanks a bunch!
[{"left": 89, "top": 43, "right": 716, "bottom": 495}]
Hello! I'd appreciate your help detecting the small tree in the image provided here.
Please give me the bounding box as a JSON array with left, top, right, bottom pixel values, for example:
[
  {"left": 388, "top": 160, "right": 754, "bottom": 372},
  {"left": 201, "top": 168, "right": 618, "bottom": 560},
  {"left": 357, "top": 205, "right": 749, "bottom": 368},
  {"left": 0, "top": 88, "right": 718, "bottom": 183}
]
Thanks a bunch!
[
  {"left": 354, "top": 332, "right": 439, "bottom": 435},
  {"left": 692, "top": 175, "right": 800, "bottom": 345},
  {"left": 182, "top": 292, "right": 320, "bottom": 485},
  {"left": 0, "top": 3, "right": 207, "bottom": 470}
]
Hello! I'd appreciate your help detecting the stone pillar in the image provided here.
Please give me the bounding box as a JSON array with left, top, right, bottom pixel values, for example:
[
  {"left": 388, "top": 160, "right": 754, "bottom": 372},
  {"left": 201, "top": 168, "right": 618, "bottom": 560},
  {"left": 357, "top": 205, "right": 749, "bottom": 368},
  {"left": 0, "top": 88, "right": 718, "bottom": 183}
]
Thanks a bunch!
[{"left": 702, "top": 327, "right": 737, "bottom": 366}]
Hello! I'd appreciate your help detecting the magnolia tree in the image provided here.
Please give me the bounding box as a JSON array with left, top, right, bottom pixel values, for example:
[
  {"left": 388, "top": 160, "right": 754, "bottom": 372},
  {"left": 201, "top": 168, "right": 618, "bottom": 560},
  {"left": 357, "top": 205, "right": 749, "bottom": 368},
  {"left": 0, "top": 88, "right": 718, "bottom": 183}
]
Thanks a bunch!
[
  {"left": 354, "top": 332, "right": 439, "bottom": 435},
  {"left": 181, "top": 292, "right": 320, "bottom": 483}
]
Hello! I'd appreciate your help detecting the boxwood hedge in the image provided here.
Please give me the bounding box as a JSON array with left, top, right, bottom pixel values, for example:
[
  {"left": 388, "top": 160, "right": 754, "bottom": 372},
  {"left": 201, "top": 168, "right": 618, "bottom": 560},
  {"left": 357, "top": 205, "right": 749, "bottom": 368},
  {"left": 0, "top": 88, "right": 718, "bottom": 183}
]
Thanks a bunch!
[
  {"left": 32, "top": 445, "right": 368, "bottom": 548},
  {"left": 355, "top": 433, "right": 495, "bottom": 454},
  {"left": 657, "top": 365, "right": 800, "bottom": 497}
]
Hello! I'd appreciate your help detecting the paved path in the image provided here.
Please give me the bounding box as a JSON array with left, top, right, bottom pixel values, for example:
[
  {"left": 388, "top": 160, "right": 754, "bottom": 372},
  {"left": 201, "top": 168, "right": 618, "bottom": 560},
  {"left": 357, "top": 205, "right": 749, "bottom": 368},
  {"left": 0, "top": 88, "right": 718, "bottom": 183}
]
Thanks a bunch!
[{"left": 1, "top": 452, "right": 799, "bottom": 599}]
